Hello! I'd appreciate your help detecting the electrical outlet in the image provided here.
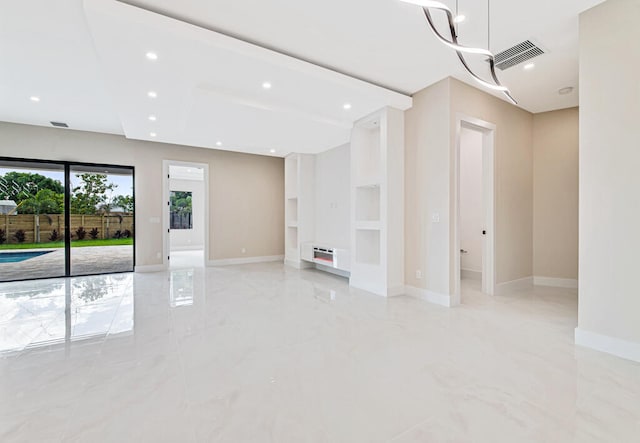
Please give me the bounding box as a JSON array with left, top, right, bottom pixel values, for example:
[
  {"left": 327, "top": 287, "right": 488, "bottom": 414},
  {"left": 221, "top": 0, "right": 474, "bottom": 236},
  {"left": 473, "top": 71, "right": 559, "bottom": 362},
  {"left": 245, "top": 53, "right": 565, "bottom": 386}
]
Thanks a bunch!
[
  {"left": 241, "top": 248, "right": 246, "bottom": 254},
  {"left": 416, "top": 270, "right": 422, "bottom": 279},
  {"left": 432, "top": 213, "right": 440, "bottom": 223}
]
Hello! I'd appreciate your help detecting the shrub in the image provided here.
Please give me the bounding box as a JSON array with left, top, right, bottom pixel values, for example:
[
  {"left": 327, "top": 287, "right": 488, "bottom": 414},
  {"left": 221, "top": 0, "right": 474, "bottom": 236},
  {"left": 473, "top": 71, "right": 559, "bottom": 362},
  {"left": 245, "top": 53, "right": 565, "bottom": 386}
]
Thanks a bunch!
[
  {"left": 75, "top": 226, "right": 87, "bottom": 240},
  {"left": 123, "top": 229, "right": 131, "bottom": 239},
  {"left": 89, "top": 228, "right": 99, "bottom": 240},
  {"left": 113, "top": 230, "right": 122, "bottom": 239},
  {"left": 49, "top": 229, "right": 60, "bottom": 242},
  {"left": 0, "top": 229, "right": 5, "bottom": 245},
  {"left": 14, "top": 230, "right": 26, "bottom": 243}
]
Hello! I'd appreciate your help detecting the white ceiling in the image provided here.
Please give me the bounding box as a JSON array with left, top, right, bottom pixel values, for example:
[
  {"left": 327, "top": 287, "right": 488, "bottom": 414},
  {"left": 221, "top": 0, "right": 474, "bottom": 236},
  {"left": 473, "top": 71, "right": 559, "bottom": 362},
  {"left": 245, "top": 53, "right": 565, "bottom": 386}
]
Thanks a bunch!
[{"left": 0, "top": 0, "right": 603, "bottom": 156}]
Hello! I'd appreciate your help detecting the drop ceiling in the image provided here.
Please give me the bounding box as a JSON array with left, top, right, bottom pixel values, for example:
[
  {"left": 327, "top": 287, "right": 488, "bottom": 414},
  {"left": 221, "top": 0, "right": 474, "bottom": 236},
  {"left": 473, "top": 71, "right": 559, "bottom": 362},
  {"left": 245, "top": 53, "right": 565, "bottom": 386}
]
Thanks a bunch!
[{"left": 0, "top": 0, "right": 604, "bottom": 156}]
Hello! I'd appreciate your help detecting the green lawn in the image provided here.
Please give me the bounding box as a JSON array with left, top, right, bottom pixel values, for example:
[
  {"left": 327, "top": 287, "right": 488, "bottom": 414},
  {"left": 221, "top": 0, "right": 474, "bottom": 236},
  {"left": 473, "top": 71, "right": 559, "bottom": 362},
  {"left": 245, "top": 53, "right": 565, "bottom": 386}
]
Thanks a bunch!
[{"left": 0, "top": 238, "right": 133, "bottom": 250}]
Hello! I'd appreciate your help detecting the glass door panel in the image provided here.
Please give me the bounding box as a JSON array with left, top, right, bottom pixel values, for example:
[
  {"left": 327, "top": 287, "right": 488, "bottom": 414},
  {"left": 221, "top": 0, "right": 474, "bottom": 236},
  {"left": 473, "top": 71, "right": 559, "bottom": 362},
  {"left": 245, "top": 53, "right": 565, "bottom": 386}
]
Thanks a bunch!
[
  {"left": 69, "top": 165, "right": 134, "bottom": 276},
  {"left": 0, "top": 160, "right": 66, "bottom": 282}
]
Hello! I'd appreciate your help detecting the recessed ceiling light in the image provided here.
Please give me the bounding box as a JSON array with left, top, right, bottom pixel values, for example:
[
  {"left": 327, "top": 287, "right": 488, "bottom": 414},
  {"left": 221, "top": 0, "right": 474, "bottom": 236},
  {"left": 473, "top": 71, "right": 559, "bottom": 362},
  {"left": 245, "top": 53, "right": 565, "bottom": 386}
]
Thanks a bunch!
[
  {"left": 148, "top": 115, "right": 157, "bottom": 121},
  {"left": 147, "top": 91, "right": 157, "bottom": 98},
  {"left": 146, "top": 52, "right": 158, "bottom": 61},
  {"left": 559, "top": 86, "right": 574, "bottom": 95},
  {"left": 216, "top": 141, "right": 222, "bottom": 146},
  {"left": 30, "top": 96, "right": 40, "bottom": 102},
  {"left": 453, "top": 14, "right": 466, "bottom": 23},
  {"left": 343, "top": 103, "right": 352, "bottom": 110},
  {"left": 270, "top": 149, "right": 276, "bottom": 153},
  {"left": 150, "top": 132, "right": 157, "bottom": 137},
  {"left": 262, "top": 82, "right": 272, "bottom": 89},
  {"left": 523, "top": 63, "right": 535, "bottom": 70}
]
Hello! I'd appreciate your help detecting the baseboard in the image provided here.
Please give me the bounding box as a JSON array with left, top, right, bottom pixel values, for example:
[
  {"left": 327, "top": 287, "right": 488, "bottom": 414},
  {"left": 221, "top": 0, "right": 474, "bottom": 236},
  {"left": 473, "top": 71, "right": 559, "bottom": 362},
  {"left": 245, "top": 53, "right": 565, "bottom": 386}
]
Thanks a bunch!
[
  {"left": 134, "top": 264, "right": 167, "bottom": 273},
  {"left": 534, "top": 276, "right": 578, "bottom": 289},
  {"left": 461, "top": 269, "right": 482, "bottom": 280},
  {"left": 494, "top": 276, "right": 533, "bottom": 295},
  {"left": 404, "top": 285, "right": 454, "bottom": 307},
  {"left": 387, "top": 285, "right": 406, "bottom": 297},
  {"left": 575, "top": 328, "right": 640, "bottom": 363},
  {"left": 208, "top": 255, "right": 284, "bottom": 266}
]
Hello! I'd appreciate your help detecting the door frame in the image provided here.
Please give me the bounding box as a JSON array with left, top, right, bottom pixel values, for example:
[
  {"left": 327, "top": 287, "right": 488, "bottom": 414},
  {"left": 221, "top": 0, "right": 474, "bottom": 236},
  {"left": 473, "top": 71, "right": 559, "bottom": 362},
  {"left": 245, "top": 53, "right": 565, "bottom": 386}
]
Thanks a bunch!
[
  {"left": 162, "top": 160, "right": 210, "bottom": 269},
  {"left": 453, "top": 114, "right": 496, "bottom": 302},
  {"left": 0, "top": 156, "right": 135, "bottom": 282}
]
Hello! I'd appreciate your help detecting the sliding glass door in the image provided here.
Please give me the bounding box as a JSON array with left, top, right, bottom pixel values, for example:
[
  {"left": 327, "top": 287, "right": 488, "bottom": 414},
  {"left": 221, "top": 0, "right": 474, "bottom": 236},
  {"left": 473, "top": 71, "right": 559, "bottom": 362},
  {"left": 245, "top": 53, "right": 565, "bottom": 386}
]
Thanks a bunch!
[
  {"left": 69, "top": 165, "right": 134, "bottom": 276},
  {"left": 0, "top": 158, "right": 134, "bottom": 282}
]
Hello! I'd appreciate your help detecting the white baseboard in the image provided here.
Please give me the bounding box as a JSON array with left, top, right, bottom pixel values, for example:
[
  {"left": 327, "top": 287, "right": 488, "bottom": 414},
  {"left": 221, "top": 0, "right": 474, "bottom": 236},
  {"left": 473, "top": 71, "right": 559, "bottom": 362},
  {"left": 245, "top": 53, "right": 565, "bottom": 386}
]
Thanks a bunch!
[
  {"left": 208, "top": 255, "right": 284, "bottom": 266},
  {"left": 575, "top": 328, "right": 640, "bottom": 363},
  {"left": 495, "top": 276, "right": 533, "bottom": 295},
  {"left": 404, "top": 285, "right": 454, "bottom": 307},
  {"left": 134, "top": 264, "right": 167, "bottom": 273},
  {"left": 534, "top": 276, "right": 578, "bottom": 289},
  {"left": 387, "top": 285, "right": 406, "bottom": 297},
  {"left": 461, "top": 269, "right": 482, "bottom": 280}
]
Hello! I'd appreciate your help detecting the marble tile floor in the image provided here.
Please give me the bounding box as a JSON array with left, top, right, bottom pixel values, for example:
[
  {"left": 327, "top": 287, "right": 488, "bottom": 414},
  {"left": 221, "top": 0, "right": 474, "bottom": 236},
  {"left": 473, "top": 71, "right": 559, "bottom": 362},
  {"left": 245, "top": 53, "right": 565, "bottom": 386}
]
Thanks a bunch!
[{"left": 0, "top": 263, "right": 639, "bottom": 442}]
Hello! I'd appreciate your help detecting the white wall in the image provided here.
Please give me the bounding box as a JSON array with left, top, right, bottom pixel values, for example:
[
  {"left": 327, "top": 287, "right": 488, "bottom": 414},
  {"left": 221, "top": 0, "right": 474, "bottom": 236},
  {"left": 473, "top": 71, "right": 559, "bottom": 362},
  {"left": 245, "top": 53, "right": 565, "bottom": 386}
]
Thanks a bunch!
[
  {"left": 459, "top": 127, "right": 483, "bottom": 274},
  {"left": 169, "top": 177, "right": 204, "bottom": 251},
  {"left": 577, "top": 0, "right": 640, "bottom": 361},
  {"left": 314, "top": 143, "right": 350, "bottom": 248}
]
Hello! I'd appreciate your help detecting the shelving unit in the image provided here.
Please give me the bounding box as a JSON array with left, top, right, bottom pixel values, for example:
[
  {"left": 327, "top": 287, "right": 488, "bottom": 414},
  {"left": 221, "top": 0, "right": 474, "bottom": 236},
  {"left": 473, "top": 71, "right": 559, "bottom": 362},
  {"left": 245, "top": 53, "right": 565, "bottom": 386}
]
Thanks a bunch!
[
  {"left": 349, "top": 107, "right": 404, "bottom": 296},
  {"left": 284, "top": 153, "right": 315, "bottom": 268}
]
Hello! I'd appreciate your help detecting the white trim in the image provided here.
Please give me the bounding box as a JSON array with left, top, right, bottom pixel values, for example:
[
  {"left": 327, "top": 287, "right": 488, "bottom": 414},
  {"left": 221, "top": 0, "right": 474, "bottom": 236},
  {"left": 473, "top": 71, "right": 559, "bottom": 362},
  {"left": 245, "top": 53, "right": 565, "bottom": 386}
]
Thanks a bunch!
[
  {"left": 208, "top": 255, "right": 284, "bottom": 266},
  {"left": 454, "top": 114, "right": 497, "bottom": 298},
  {"left": 533, "top": 276, "right": 578, "bottom": 288},
  {"left": 135, "top": 264, "right": 167, "bottom": 273},
  {"left": 461, "top": 269, "right": 482, "bottom": 280},
  {"left": 170, "top": 245, "right": 205, "bottom": 252},
  {"left": 575, "top": 328, "right": 640, "bottom": 363},
  {"left": 404, "top": 285, "right": 456, "bottom": 307},
  {"left": 163, "top": 160, "right": 210, "bottom": 270},
  {"left": 494, "top": 276, "right": 533, "bottom": 295},
  {"left": 387, "top": 285, "right": 406, "bottom": 297}
]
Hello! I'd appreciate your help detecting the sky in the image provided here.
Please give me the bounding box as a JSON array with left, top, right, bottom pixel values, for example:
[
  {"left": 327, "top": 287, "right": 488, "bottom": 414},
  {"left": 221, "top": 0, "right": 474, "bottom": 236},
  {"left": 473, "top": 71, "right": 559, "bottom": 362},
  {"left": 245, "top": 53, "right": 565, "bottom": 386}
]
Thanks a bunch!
[{"left": 0, "top": 167, "right": 133, "bottom": 198}]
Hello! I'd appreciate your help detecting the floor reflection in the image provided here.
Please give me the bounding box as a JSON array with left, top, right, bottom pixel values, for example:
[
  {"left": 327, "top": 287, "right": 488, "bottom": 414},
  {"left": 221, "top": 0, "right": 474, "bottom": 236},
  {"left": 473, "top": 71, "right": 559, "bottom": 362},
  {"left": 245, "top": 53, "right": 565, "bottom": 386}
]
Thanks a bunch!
[
  {"left": 0, "top": 273, "right": 134, "bottom": 354},
  {"left": 170, "top": 269, "right": 194, "bottom": 307}
]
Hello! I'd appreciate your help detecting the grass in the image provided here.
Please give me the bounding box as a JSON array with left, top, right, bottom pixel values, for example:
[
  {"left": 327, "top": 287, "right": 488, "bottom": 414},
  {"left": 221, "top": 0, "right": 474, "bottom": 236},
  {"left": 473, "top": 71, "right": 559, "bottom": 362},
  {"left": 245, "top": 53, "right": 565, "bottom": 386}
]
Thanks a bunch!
[{"left": 0, "top": 238, "right": 133, "bottom": 250}]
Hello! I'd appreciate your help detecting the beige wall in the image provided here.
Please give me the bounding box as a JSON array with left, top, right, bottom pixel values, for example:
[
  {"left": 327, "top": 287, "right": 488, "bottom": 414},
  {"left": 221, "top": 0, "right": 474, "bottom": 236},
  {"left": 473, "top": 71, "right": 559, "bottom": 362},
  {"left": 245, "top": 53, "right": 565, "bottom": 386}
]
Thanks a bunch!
[
  {"left": 449, "top": 79, "right": 534, "bottom": 288},
  {"left": 578, "top": 0, "right": 640, "bottom": 348},
  {"left": 405, "top": 77, "right": 535, "bottom": 297},
  {"left": 533, "top": 108, "right": 579, "bottom": 279},
  {"left": 0, "top": 122, "right": 284, "bottom": 267}
]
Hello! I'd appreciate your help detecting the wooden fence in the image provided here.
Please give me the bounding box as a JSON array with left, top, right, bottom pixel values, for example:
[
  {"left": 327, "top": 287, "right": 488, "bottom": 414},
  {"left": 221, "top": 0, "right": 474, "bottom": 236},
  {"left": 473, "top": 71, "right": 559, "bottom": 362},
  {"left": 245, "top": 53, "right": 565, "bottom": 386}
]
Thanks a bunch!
[{"left": 0, "top": 214, "right": 134, "bottom": 244}]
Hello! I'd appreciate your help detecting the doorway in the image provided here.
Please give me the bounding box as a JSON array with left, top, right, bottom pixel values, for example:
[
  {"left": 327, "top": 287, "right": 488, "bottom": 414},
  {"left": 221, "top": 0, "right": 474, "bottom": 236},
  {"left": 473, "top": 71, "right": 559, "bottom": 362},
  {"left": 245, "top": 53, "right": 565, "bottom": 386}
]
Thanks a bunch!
[
  {"left": 163, "top": 161, "right": 208, "bottom": 269},
  {"left": 0, "top": 157, "right": 135, "bottom": 282},
  {"left": 454, "top": 116, "right": 496, "bottom": 303}
]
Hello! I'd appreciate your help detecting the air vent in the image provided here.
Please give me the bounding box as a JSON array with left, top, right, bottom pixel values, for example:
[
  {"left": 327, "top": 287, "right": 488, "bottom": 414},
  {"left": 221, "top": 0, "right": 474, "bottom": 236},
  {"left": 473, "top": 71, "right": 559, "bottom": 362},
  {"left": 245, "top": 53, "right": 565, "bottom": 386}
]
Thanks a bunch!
[
  {"left": 50, "top": 121, "right": 69, "bottom": 128},
  {"left": 494, "top": 40, "right": 545, "bottom": 71}
]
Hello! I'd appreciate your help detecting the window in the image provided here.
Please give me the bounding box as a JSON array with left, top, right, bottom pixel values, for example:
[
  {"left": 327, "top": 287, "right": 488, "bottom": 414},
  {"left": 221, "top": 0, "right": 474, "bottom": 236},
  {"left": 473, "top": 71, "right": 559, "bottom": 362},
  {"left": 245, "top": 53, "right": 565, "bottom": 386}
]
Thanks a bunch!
[{"left": 170, "top": 191, "right": 193, "bottom": 229}]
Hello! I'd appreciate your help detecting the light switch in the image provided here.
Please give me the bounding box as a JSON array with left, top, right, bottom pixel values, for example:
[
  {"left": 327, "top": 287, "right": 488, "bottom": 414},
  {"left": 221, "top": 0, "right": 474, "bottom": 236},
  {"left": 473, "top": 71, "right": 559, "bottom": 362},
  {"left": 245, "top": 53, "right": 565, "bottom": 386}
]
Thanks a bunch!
[{"left": 432, "top": 213, "right": 440, "bottom": 223}]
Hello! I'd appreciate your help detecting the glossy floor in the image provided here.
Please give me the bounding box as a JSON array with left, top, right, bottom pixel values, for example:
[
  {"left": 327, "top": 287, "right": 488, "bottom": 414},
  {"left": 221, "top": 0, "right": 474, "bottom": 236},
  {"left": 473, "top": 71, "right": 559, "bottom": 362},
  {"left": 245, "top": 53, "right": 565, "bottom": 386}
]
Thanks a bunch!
[{"left": 0, "top": 264, "right": 639, "bottom": 442}]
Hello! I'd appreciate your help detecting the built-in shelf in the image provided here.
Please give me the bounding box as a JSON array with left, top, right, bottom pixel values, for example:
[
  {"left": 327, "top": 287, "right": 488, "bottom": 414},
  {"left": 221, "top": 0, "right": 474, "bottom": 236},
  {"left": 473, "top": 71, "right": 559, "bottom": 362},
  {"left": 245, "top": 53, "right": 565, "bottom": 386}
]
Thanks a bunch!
[
  {"left": 355, "top": 184, "right": 381, "bottom": 222},
  {"left": 284, "top": 154, "right": 315, "bottom": 268}
]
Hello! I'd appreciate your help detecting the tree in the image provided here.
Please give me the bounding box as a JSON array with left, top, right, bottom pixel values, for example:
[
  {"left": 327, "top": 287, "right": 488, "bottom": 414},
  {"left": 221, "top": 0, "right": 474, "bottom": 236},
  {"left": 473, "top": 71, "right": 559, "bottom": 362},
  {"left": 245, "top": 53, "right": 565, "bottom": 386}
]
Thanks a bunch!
[
  {"left": 0, "top": 172, "right": 63, "bottom": 203},
  {"left": 20, "top": 189, "right": 64, "bottom": 214},
  {"left": 112, "top": 195, "right": 134, "bottom": 213},
  {"left": 70, "top": 173, "right": 116, "bottom": 215},
  {"left": 170, "top": 191, "right": 192, "bottom": 213}
]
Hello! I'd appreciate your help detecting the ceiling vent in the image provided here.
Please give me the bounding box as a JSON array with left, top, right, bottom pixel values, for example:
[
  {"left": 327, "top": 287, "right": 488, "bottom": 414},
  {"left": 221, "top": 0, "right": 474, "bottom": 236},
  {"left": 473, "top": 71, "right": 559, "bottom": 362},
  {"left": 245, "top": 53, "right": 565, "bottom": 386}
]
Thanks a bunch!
[
  {"left": 50, "top": 121, "right": 69, "bottom": 128},
  {"left": 494, "top": 40, "right": 545, "bottom": 71}
]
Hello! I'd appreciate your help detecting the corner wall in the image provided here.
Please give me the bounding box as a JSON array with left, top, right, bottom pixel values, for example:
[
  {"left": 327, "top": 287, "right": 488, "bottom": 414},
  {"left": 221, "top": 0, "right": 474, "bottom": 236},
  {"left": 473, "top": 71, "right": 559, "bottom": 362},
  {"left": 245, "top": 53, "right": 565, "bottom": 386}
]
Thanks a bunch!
[
  {"left": 0, "top": 122, "right": 284, "bottom": 267},
  {"left": 577, "top": 0, "right": 640, "bottom": 361}
]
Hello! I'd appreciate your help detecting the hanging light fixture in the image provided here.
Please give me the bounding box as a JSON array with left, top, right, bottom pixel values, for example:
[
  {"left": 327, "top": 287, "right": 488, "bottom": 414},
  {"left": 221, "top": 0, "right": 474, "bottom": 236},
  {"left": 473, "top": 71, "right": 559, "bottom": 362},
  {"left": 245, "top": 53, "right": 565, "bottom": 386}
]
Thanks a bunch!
[{"left": 399, "top": 0, "right": 517, "bottom": 104}]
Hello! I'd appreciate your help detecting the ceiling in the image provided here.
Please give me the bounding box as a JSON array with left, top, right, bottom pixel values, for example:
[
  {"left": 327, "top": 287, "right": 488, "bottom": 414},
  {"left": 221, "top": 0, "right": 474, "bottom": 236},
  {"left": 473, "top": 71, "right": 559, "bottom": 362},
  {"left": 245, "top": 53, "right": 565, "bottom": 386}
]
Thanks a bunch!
[{"left": 0, "top": 0, "right": 603, "bottom": 156}]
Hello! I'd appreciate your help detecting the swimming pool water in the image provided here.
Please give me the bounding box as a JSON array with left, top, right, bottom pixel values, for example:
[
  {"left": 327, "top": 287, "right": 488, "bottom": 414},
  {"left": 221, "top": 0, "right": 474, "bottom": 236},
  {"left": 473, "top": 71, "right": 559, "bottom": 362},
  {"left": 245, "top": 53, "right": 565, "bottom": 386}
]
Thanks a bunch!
[{"left": 0, "top": 251, "right": 54, "bottom": 263}]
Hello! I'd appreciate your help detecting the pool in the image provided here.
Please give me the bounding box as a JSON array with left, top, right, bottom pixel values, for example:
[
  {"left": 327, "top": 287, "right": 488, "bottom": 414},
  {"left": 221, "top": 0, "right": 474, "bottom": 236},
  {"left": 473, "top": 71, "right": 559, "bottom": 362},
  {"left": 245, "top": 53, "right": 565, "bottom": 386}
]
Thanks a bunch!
[{"left": 0, "top": 250, "right": 54, "bottom": 263}]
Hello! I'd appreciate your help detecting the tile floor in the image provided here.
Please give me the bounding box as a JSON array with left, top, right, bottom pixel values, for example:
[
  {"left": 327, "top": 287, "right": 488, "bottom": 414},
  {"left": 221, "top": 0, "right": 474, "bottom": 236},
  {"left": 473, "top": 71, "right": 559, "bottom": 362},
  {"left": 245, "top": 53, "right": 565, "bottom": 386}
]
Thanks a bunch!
[{"left": 0, "top": 263, "right": 639, "bottom": 442}]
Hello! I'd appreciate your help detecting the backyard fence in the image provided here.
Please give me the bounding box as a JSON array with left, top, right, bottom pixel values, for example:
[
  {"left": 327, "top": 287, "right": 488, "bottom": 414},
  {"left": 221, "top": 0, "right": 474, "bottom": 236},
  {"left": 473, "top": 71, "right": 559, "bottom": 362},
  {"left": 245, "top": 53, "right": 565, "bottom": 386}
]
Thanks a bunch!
[{"left": 0, "top": 214, "right": 134, "bottom": 244}]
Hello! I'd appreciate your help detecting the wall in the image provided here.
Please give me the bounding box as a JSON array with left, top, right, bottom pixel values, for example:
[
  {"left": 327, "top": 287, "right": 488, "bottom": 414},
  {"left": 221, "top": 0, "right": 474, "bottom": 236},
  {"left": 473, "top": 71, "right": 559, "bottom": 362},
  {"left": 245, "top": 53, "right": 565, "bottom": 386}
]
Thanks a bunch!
[
  {"left": 459, "top": 126, "right": 483, "bottom": 274},
  {"left": 169, "top": 178, "right": 205, "bottom": 251},
  {"left": 533, "top": 108, "right": 579, "bottom": 280},
  {"left": 0, "top": 122, "right": 284, "bottom": 267},
  {"left": 577, "top": 0, "right": 640, "bottom": 360},
  {"left": 314, "top": 143, "right": 350, "bottom": 248},
  {"left": 405, "top": 77, "right": 534, "bottom": 299},
  {"left": 450, "top": 79, "right": 534, "bottom": 289}
]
